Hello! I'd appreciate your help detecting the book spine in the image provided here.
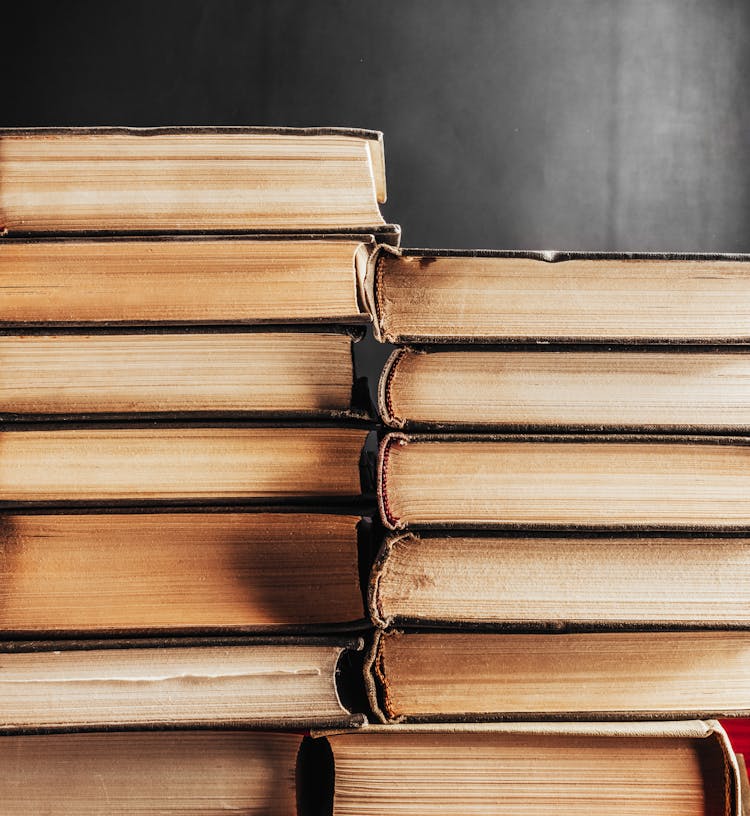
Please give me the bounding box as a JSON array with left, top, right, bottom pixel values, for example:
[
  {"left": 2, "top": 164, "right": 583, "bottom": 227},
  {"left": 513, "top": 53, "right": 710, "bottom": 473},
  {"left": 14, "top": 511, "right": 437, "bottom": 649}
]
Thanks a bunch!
[
  {"left": 377, "top": 347, "right": 416, "bottom": 429},
  {"left": 376, "top": 432, "right": 410, "bottom": 531},
  {"left": 367, "top": 534, "right": 396, "bottom": 629},
  {"left": 364, "top": 243, "right": 402, "bottom": 341},
  {"left": 362, "top": 629, "right": 394, "bottom": 724}
]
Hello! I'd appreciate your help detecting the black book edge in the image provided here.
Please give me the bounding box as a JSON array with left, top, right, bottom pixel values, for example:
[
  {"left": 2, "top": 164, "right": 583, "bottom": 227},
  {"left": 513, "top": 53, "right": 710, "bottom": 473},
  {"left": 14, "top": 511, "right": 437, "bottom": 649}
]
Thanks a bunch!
[
  {"left": 0, "top": 226, "right": 402, "bottom": 245},
  {"left": 398, "top": 247, "right": 750, "bottom": 261},
  {"left": 0, "top": 125, "right": 383, "bottom": 140}
]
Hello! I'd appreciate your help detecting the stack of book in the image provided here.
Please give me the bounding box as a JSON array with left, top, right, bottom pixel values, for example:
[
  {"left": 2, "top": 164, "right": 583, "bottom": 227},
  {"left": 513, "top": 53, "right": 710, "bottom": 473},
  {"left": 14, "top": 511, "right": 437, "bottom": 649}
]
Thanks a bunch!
[
  {"left": 0, "top": 128, "right": 748, "bottom": 814},
  {"left": 366, "top": 246, "right": 750, "bottom": 813},
  {"left": 0, "top": 126, "right": 394, "bottom": 813}
]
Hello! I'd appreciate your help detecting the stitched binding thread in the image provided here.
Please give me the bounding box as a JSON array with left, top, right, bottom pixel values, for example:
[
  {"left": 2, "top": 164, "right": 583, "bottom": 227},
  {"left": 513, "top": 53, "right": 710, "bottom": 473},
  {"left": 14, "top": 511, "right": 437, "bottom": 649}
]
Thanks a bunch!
[{"left": 374, "top": 248, "right": 389, "bottom": 337}]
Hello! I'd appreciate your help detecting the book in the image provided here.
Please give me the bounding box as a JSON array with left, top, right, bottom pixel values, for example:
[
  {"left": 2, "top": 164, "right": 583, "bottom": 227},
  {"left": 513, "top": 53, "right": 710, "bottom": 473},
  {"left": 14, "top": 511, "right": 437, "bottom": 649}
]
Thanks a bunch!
[
  {"left": 0, "top": 730, "right": 301, "bottom": 815},
  {"left": 365, "top": 246, "right": 750, "bottom": 343},
  {"left": 0, "top": 236, "right": 381, "bottom": 326},
  {"left": 310, "top": 721, "right": 741, "bottom": 816},
  {"left": 0, "top": 636, "right": 364, "bottom": 732},
  {"left": 0, "top": 424, "right": 369, "bottom": 505},
  {"left": 0, "top": 127, "right": 395, "bottom": 234},
  {"left": 380, "top": 346, "right": 750, "bottom": 431},
  {"left": 0, "top": 511, "right": 370, "bottom": 635},
  {"left": 368, "top": 531, "right": 750, "bottom": 628},
  {"left": 364, "top": 630, "right": 750, "bottom": 722},
  {"left": 378, "top": 433, "right": 750, "bottom": 530},
  {"left": 0, "top": 328, "right": 365, "bottom": 419}
]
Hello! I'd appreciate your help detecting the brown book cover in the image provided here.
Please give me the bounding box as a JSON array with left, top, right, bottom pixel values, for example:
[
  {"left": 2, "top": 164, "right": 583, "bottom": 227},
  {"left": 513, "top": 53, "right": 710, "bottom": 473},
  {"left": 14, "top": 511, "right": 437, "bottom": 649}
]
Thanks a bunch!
[{"left": 739, "top": 754, "right": 749, "bottom": 816}]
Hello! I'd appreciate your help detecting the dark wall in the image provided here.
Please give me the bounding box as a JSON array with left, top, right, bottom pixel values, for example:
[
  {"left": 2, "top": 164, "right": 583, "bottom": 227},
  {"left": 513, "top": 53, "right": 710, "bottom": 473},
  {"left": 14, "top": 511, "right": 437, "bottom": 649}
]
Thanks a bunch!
[
  {"left": 4, "top": 0, "right": 749, "bottom": 391},
  {"left": 4, "top": 0, "right": 749, "bottom": 252}
]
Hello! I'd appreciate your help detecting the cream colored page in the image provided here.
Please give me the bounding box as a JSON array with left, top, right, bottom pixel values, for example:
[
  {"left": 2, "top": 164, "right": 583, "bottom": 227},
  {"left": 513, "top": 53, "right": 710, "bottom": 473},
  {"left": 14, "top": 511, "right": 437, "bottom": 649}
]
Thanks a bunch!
[{"left": 0, "top": 513, "right": 363, "bottom": 630}]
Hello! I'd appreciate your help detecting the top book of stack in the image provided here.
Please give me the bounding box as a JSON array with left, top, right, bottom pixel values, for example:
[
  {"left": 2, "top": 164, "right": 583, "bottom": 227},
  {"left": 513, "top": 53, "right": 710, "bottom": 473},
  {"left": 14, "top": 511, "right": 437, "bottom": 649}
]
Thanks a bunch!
[
  {"left": 367, "top": 246, "right": 750, "bottom": 343},
  {"left": 0, "top": 126, "right": 398, "bottom": 240}
]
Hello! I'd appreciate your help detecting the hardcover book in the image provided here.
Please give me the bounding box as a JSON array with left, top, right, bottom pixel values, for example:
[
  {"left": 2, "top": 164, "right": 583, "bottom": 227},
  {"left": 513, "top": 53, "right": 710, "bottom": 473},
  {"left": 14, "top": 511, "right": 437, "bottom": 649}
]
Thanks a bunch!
[
  {"left": 0, "top": 511, "right": 371, "bottom": 636},
  {"left": 0, "top": 127, "right": 397, "bottom": 235},
  {"left": 311, "top": 721, "right": 741, "bottom": 816},
  {"left": 368, "top": 531, "right": 750, "bottom": 628},
  {"left": 0, "top": 327, "right": 368, "bottom": 420},
  {"left": 0, "top": 730, "right": 302, "bottom": 815},
  {"left": 0, "top": 636, "right": 364, "bottom": 732},
  {"left": 0, "top": 235, "right": 386, "bottom": 326},
  {"left": 364, "top": 630, "right": 750, "bottom": 722},
  {"left": 0, "top": 424, "right": 371, "bottom": 506},
  {"left": 5, "top": 722, "right": 741, "bottom": 815},
  {"left": 379, "top": 346, "right": 750, "bottom": 432},
  {"left": 378, "top": 433, "right": 750, "bottom": 530},
  {"left": 366, "top": 246, "right": 750, "bottom": 343}
]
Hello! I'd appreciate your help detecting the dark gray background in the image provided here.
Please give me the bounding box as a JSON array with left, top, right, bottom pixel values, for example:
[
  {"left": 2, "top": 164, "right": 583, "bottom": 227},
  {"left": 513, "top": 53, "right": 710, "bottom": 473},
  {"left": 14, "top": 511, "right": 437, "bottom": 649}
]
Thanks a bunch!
[{"left": 4, "top": 0, "right": 749, "bottom": 388}]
